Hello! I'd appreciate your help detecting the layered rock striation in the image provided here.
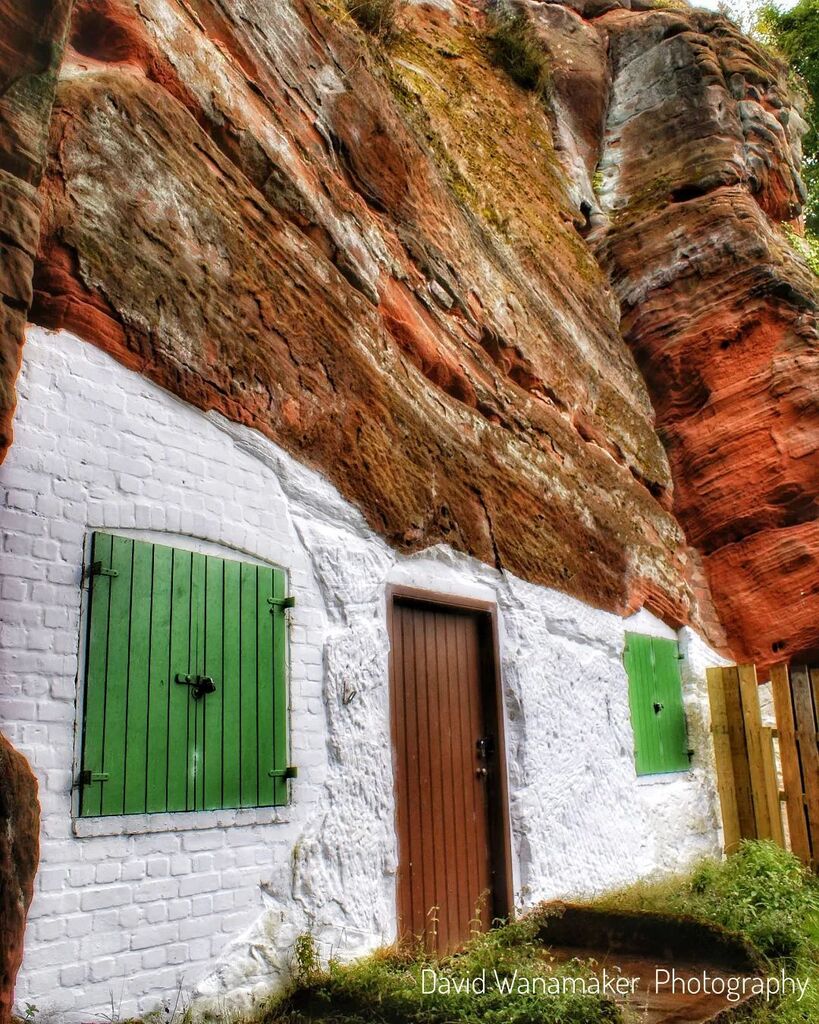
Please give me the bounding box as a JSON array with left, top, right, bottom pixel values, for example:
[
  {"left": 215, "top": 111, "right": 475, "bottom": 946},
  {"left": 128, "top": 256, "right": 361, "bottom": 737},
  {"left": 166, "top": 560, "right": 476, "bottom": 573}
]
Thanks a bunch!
[
  {"left": 592, "top": 8, "right": 819, "bottom": 666},
  {"left": 1, "top": 0, "right": 816, "bottom": 663}
]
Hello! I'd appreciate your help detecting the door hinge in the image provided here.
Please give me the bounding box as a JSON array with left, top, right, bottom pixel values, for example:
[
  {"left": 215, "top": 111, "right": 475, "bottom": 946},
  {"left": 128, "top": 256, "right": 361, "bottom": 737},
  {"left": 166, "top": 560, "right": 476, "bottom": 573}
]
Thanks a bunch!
[
  {"left": 268, "top": 766, "right": 298, "bottom": 779},
  {"left": 78, "top": 769, "right": 110, "bottom": 785},
  {"left": 83, "top": 561, "right": 119, "bottom": 581},
  {"left": 268, "top": 596, "right": 296, "bottom": 610}
]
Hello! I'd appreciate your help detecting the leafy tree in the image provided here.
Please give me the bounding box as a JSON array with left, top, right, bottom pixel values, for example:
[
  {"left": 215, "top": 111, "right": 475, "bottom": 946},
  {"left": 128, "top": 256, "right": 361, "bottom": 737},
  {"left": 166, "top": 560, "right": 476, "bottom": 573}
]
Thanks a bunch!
[{"left": 758, "top": 0, "right": 819, "bottom": 233}]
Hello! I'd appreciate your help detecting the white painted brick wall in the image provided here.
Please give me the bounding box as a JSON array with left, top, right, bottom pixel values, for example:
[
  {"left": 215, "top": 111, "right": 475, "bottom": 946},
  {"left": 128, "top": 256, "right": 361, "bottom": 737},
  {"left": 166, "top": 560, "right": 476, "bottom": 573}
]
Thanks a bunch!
[{"left": 1, "top": 327, "right": 723, "bottom": 1022}]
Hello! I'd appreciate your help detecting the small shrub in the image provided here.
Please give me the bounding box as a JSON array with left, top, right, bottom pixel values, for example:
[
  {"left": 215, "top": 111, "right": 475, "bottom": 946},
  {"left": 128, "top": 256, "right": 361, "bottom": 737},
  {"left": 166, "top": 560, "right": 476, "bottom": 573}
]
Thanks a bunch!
[
  {"left": 345, "top": 0, "right": 403, "bottom": 40},
  {"left": 293, "top": 932, "right": 322, "bottom": 983},
  {"left": 485, "top": 3, "right": 551, "bottom": 99}
]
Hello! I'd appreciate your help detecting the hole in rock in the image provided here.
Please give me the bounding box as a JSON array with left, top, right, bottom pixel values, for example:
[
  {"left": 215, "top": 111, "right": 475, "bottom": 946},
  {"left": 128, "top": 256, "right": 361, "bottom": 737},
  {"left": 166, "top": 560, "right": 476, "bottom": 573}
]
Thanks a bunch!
[{"left": 71, "top": 2, "right": 143, "bottom": 64}]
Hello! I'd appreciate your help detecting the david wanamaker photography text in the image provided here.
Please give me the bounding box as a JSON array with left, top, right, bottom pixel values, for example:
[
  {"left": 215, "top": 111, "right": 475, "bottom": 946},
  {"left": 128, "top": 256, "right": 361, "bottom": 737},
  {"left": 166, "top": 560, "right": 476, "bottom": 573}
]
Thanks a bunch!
[{"left": 421, "top": 968, "right": 810, "bottom": 1004}]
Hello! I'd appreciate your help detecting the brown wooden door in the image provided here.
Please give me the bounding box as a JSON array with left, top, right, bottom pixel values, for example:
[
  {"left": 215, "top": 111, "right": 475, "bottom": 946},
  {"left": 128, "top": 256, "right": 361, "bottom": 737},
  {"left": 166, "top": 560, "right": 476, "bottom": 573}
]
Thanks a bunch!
[{"left": 389, "top": 593, "right": 510, "bottom": 953}]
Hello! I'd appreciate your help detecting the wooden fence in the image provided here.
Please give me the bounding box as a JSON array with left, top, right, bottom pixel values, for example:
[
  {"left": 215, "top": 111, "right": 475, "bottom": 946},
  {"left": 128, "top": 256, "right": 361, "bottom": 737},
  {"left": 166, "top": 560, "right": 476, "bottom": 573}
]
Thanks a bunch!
[
  {"left": 706, "top": 664, "right": 784, "bottom": 855},
  {"left": 770, "top": 663, "right": 819, "bottom": 869}
]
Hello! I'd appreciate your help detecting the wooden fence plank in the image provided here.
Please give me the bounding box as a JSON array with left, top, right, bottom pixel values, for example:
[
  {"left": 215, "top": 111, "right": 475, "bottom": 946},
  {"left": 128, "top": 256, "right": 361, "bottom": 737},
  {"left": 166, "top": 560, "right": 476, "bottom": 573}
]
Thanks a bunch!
[
  {"left": 738, "top": 664, "right": 777, "bottom": 841},
  {"left": 761, "top": 725, "right": 785, "bottom": 847},
  {"left": 707, "top": 667, "right": 742, "bottom": 855},
  {"left": 790, "top": 665, "right": 819, "bottom": 866},
  {"left": 770, "top": 663, "right": 811, "bottom": 866},
  {"left": 723, "top": 666, "right": 757, "bottom": 840}
]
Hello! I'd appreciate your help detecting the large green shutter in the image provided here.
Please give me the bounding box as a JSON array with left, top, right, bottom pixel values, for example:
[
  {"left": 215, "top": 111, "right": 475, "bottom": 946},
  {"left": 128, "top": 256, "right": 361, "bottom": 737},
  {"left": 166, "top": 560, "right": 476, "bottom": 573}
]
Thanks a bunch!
[
  {"left": 624, "top": 633, "right": 690, "bottom": 776},
  {"left": 80, "top": 533, "right": 289, "bottom": 816}
]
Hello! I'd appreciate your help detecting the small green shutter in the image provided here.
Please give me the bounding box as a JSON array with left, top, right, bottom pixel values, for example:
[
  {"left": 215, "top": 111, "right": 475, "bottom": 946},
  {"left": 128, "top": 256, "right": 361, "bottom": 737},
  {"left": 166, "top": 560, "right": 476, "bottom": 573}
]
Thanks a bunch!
[
  {"left": 80, "top": 533, "right": 290, "bottom": 816},
  {"left": 624, "top": 632, "right": 689, "bottom": 776}
]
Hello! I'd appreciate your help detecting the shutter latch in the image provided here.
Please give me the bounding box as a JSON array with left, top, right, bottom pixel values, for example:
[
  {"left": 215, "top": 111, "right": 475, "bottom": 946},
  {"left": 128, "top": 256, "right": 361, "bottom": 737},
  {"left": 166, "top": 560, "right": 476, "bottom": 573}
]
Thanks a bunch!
[
  {"left": 268, "top": 766, "right": 298, "bottom": 779},
  {"left": 83, "top": 561, "right": 119, "bottom": 580},
  {"left": 176, "top": 674, "right": 217, "bottom": 699}
]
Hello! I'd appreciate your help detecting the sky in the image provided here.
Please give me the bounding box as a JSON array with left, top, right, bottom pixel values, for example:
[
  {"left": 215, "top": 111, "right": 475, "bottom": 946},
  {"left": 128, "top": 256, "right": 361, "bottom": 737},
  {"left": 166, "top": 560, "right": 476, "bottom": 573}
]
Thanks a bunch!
[{"left": 695, "top": 0, "right": 800, "bottom": 25}]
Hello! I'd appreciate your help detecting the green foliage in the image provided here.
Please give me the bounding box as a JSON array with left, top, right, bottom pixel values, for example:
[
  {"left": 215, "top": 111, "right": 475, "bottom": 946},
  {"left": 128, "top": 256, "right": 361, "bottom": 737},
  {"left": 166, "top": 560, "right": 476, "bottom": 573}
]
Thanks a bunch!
[
  {"left": 345, "top": 0, "right": 403, "bottom": 40},
  {"left": 592, "top": 841, "right": 819, "bottom": 1024},
  {"left": 261, "top": 918, "right": 620, "bottom": 1023},
  {"left": 293, "top": 933, "right": 322, "bottom": 984},
  {"left": 485, "top": 3, "right": 551, "bottom": 99},
  {"left": 756, "top": 0, "right": 819, "bottom": 234},
  {"left": 784, "top": 223, "right": 819, "bottom": 273}
]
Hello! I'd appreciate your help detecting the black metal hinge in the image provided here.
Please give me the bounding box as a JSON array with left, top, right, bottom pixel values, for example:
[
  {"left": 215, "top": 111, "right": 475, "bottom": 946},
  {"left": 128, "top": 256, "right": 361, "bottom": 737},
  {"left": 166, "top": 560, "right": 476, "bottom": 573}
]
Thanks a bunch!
[
  {"left": 78, "top": 769, "right": 110, "bottom": 786},
  {"left": 83, "top": 561, "right": 119, "bottom": 581}
]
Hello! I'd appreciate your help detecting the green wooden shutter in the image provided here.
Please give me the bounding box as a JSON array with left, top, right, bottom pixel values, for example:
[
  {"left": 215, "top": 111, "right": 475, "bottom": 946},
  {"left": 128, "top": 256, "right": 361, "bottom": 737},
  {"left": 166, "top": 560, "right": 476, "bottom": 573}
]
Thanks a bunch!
[
  {"left": 624, "top": 632, "right": 689, "bottom": 776},
  {"left": 80, "top": 533, "right": 290, "bottom": 816}
]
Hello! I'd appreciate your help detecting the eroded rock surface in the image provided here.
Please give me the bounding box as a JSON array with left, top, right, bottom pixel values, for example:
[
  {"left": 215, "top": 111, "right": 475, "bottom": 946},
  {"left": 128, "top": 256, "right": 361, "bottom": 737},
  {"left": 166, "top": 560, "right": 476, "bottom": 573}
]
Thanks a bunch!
[
  {"left": 592, "top": 9, "right": 819, "bottom": 665},
  {"left": 0, "top": 734, "right": 39, "bottom": 1024},
  {"left": 0, "top": 0, "right": 73, "bottom": 453},
  {"left": 1, "top": 0, "right": 816, "bottom": 662}
]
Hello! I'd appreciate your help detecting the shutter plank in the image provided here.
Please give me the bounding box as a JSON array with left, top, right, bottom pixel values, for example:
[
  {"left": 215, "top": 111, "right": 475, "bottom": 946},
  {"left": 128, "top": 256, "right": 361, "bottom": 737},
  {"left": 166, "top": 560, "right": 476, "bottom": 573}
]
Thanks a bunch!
[
  {"left": 625, "top": 634, "right": 654, "bottom": 775},
  {"left": 123, "top": 539, "right": 154, "bottom": 814},
  {"left": 239, "top": 562, "right": 259, "bottom": 807},
  {"left": 190, "top": 552, "right": 207, "bottom": 810},
  {"left": 167, "top": 547, "right": 193, "bottom": 812},
  {"left": 272, "top": 568, "right": 288, "bottom": 806},
  {"left": 203, "top": 555, "right": 225, "bottom": 810},
  {"left": 100, "top": 536, "right": 135, "bottom": 816},
  {"left": 81, "top": 532, "right": 114, "bottom": 817},
  {"left": 222, "top": 558, "right": 242, "bottom": 809},
  {"left": 146, "top": 543, "right": 173, "bottom": 813},
  {"left": 652, "top": 637, "right": 689, "bottom": 773},
  {"left": 256, "top": 566, "right": 275, "bottom": 807}
]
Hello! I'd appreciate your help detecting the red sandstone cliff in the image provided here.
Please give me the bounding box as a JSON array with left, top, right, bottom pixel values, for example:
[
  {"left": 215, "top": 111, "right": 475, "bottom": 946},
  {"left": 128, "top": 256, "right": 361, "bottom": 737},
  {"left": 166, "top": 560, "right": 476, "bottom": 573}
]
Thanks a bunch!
[{"left": 0, "top": 0, "right": 816, "bottom": 669}]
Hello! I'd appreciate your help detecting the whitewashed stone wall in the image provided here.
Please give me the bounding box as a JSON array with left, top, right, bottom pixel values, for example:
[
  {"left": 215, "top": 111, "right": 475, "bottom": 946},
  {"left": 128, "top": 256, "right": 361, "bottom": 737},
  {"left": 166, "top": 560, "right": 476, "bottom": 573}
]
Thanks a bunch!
[{"left": 0, "top": 327, "right": 726, "bottom": 1022}]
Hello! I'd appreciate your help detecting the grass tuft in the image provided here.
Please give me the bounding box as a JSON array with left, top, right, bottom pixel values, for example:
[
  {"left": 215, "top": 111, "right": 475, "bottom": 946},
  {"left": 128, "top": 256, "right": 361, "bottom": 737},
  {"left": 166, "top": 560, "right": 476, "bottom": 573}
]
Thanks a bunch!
[
  {"left": 485, "top": 3, "right": 551, "bottom": 99},
  {"left": 344, "top": 0, "right": 404, "bottom": 41}
]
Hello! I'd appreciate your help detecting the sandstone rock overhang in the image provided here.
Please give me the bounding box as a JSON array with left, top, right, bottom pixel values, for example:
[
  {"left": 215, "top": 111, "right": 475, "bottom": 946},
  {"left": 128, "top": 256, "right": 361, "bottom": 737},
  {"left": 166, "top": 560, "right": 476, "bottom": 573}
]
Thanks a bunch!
[{"left": 1, "top": 0, "right": 816, "bottom": 666}]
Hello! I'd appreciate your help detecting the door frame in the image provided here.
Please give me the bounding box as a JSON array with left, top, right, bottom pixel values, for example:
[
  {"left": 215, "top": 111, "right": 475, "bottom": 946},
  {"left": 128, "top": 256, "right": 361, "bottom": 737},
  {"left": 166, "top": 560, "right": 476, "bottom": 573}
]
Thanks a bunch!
[{"left": 386, "top": 584, "right": 515, "bottom": 938}]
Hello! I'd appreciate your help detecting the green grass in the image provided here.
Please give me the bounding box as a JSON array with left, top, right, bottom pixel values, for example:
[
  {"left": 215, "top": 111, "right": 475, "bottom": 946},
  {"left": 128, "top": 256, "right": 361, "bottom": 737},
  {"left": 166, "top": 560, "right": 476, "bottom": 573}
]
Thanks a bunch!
[
  {"left": 257, "top": 918, "right": 621, "bottom": 1023},
  {"left": 589, "top": 841, "right": 819, "bottom": 1024},
  {"left": 127, "top": 841, "right": 819, "bottom": 1024}
]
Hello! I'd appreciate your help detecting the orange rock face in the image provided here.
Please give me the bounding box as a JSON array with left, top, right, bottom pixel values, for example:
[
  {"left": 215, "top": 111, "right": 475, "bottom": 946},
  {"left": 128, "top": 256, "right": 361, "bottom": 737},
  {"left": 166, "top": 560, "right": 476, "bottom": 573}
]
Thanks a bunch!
[
  {"left": 0, "top": 734, "right": 39, "bottom": 1024},
  {"left": 0, "top": 0, "right": 816, "bottom": 663},
  {"left": 592, "top": 9, "right": 819, "bottom": 666}
]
